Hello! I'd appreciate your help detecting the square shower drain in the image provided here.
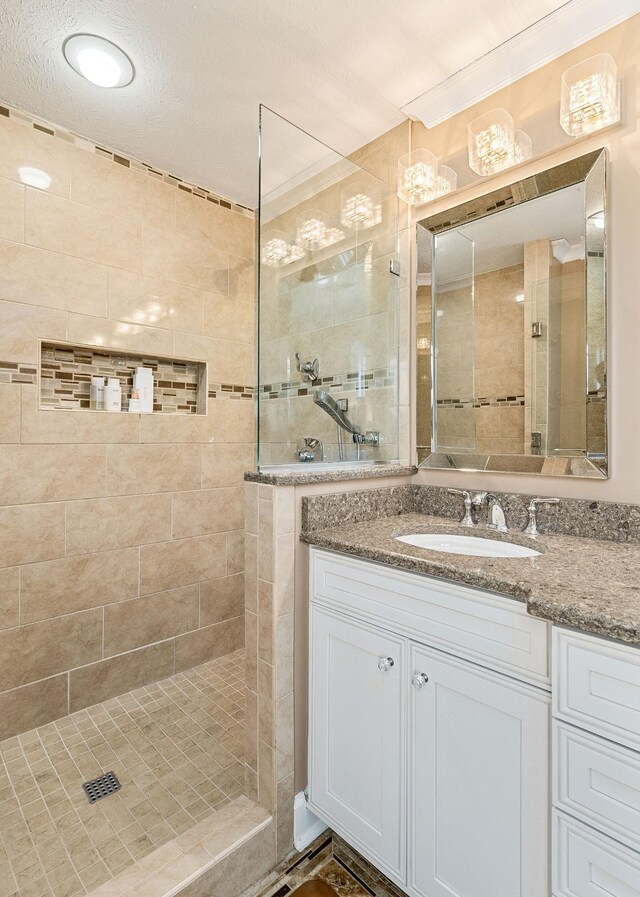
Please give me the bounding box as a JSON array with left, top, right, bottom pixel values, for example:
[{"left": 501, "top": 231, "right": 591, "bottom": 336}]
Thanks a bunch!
[{"left": 82, "top": 771, "right": 122, "bottom": 804}]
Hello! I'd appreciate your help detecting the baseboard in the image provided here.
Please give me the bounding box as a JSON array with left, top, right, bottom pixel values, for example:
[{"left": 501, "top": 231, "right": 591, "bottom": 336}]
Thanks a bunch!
[{"left": 293, "top": 792, "right": 329, "bottom": 852}]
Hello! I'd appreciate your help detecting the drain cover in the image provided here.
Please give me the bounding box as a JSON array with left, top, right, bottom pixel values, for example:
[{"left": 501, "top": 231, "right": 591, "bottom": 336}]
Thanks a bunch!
[{"left": 82, "top": 771, "right": 121, "bottom": 804}]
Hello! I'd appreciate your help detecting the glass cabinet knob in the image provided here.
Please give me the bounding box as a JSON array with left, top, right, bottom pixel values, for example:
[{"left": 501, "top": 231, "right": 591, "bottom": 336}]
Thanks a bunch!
[
  {"left": 377, "top": 656, "right": 395, "bottom": 672},
  {"left": 411, "top": 672, "right": 429, "bottom": 689}
]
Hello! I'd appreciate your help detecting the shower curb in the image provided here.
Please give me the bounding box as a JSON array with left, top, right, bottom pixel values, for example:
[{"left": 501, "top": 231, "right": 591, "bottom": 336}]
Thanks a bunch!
[{"left": 87, "top": 797, "right": 274, "bottom": 897}]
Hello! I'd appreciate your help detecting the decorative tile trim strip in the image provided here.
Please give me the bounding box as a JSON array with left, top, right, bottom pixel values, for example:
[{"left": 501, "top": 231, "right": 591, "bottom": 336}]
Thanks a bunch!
[
  {"left": 209, "top": 383, "right": 255, "bottom": 400},
  {"left": 437, "top": 394, "right": 526, "bottom": 408},
  {"left": 0, "top": 361, "right": 37, "bottom": 384},
  {"left": 261, "top": 367, "right": 396, "bottom": 399},
  {"left": 0, "top": 101, "right": 254, "bottom": 216},
  {"left": 40, "top": 343, "right": 206, "bottom": 414}
]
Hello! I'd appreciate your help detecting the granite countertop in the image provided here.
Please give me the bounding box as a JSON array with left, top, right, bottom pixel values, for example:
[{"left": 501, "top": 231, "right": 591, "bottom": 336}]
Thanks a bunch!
[
  {"left": 245, "top": 463, "right": 417, "bottom": 486},
  {"left": 301, "top": 512, "right": 640, "bottom": 644}
]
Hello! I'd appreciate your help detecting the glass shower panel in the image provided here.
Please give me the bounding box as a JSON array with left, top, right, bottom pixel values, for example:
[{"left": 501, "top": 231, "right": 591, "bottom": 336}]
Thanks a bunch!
[
  {"left": 258, "top": 106, "right": 399, "bottom": 468},
  {"left": 432, "top": 230, "right": 475, "bottom": 453}
]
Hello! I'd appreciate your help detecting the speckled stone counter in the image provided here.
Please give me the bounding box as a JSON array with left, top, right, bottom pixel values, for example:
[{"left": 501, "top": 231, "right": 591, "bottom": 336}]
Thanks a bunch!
[
  {"left": 244, "top": 464, "right": 417, "bottom": 486},
  {"left": 301, "top": 512, "right": 640, "bottom": 645}
]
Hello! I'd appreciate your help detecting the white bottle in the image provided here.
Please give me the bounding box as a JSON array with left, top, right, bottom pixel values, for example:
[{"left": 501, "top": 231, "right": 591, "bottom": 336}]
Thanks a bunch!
[
  {"left": 90, "top": 376, "right": 105, "bottom": 411},
  {"left": 133, "top": 367, "right": 154, "bottom": 414},
  {"left": 128, "top": 387, "right": 142, "bottom": 413},
  {"left": 104, "top": 377, "right": 122, "bottom": 412}
]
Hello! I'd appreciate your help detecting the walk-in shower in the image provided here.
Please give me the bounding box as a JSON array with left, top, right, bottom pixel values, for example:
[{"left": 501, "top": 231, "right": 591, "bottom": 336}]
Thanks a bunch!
[{"left": 257, "top": 106, "right": 401, "bottom": 469}]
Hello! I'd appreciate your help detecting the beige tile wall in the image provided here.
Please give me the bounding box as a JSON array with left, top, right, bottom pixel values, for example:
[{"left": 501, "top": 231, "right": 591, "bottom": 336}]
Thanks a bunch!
[
  {"left": 0, "top": 109, "right": 256, "bottom": 739},
  {"left": 244, "top": 482, "right": 295, "bottom": 862}
]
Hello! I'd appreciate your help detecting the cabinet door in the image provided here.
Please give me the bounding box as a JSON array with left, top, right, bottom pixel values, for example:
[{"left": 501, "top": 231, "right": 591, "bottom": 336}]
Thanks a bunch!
[
  {"left": 410, "top": 644, "right": 550, "bottom": 897},
  {"left": 308, "top": 605, "right": 407, "bottom": 882}
]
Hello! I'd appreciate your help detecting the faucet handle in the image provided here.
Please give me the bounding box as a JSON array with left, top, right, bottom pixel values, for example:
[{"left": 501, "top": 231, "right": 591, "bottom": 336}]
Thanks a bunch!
[
  {"left": 447, "top": 488, "right": 474, "bottom": 527},
  {"left": 523, "top": 497, "right": 559, "bottom": 536}
]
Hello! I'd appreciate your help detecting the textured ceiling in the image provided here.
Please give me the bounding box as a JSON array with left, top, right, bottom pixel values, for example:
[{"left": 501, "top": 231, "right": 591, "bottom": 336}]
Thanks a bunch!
[{"left": 0, "top": 0, "right": 567, "bottom": 207}]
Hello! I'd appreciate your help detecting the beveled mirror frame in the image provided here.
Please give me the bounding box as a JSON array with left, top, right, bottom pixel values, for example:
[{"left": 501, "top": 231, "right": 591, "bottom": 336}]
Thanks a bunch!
[{"left": 416, "top": 149, "right": 608, "bottom": 478}]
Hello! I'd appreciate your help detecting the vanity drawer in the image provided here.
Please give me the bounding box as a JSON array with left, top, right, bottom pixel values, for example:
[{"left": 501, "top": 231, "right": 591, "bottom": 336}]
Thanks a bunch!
[
  {"left": 553, "top": 628, "right": 640, "bottom": 752},
  {"left": 554, "top": 722, "right": 640, "bottom": 850},
  {"left": 311, "top": 549, "right": 550, "bottom": 687},
  {"left": 553, "top": 811, "right": 640, "bottom": 897}
]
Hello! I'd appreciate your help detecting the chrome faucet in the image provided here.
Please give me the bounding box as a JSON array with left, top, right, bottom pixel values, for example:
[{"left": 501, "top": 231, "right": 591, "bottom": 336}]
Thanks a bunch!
[
  {"left": 473, "top": 492, "right": 508, "bottom": 532},
  {"left": 447, "top": 489, "right": 474, "bottom": 526},
  {"left": 523, "top": 497, "right": 559, "bottom": 535}
]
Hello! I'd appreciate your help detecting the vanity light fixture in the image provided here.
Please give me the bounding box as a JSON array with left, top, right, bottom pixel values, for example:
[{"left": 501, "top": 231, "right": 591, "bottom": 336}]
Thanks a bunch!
[
  {"left": 296, "top": 210, "right": 344, "bottom": 251},
  {"left": 397, "top": 149, "right": 437, "bottom": 205},
  {"left": 430, "top": 164, "right": 457, "bottom": 201},
  {"left": 560, "top": 54, "right": 619, "bottom": 137},
  {"left": 397, "top": 151, "right": 457, "bottom": 206},
  {"left": 63, "top": 34, "right": 134, "bottom": 88},
  {"left": 468, "top": 108, "right": 532, "bottom": 176},
  {"left": 340, "top": 183, "right": 382, "bottom": 229},
  {"left": 261, "top": 233, "right": 305, "bottom": 268}
]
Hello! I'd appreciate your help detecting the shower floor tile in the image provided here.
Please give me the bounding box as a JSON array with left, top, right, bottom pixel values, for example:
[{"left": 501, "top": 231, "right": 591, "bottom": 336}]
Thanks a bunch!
[{"left": 0, "top": 648, "right": 245, "bottom": 897}]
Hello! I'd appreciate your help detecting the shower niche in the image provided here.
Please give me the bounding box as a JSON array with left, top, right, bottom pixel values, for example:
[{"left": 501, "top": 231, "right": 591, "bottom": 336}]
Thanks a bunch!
[{"left": 257, "top": 106, "right": 401, "bottom": 469}]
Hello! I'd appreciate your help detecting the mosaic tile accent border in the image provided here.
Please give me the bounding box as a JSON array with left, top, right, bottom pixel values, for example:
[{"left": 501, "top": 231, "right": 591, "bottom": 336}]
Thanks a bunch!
[
  {"left": 0, "top": 361, "right": 37, "bottom": 384},
  {"left": 0, "top": 102, "right": 254, "bottom": 216},
  {"left": 40, "top": 343, "right": 206, "bottom": 414},
  {"left": 261, "top": 367, "right": 396, "bottom": 400},
  {"left": 437, "top": 394, "right": 526, "bottom": 408},
  {"left": 209, "top": 384, "right": 255, "bottom": 400}
]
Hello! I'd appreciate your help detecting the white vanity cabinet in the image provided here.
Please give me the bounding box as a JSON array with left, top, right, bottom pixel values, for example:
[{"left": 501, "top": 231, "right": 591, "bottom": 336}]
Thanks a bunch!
[
  {"left": 308, "top": 548, "right": 551, "bottom": 897},
  {"left": 552, "top": 628, "right": 640, "bottom": 897},
  {"left": 309, "top": 606, "right": 408, "bottom": 880}
]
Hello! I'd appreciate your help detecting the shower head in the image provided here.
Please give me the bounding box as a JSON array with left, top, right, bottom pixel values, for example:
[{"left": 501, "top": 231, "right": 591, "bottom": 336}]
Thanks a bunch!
[{"left": 313, "top": 389, "right": 362, "bottom": 436}]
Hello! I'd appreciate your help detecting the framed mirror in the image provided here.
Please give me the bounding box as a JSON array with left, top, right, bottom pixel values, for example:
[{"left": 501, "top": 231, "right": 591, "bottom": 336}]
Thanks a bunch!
[{"left": 416, "top": 149, "right": 607, "bottom": 478}]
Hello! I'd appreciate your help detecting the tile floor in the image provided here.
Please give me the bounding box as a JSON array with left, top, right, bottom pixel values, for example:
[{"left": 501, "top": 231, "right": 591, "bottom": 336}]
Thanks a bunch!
[
  {"left": 244, "top": 831, "right": 405, "bottom": 897},
  {"left": 0, "top": 649, "right": 245, "bottom": 897}
]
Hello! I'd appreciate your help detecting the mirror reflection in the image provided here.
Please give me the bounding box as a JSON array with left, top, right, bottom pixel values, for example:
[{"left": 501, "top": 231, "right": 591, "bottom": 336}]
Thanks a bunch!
[{"left": 416, "top": 149, "right": 607, "bottom": 478}]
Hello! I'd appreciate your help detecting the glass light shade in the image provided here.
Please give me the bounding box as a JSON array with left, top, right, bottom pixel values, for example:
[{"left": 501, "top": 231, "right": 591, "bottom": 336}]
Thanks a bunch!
[
  {"left": 296, "top": 210, "right": 344, "bottom": 250},
  {"left": 560, "top": 54, "right": 620, "bottom": 137},
  {"left": 261, "top": 232, "right": 305, "bottom": 268},
  {"left": 397, "top": 149, "right": 438, "bottom": 205},
  {"left": 468, "top": 108, "right": 516, "bottom": 176},
  {"left": 431, "top": 165, "right": 457, "bottom": 200},
  {"left": 340, "top": 182, "right": 382, "bottom": 229},
  {"left": 513, "top": 130, "right": 533, "bottom": 165}
]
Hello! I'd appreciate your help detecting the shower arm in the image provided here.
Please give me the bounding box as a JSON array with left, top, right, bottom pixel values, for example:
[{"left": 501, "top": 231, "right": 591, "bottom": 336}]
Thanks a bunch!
[{"left": 313, "top": 389, "right": 380, "bottom": 446}]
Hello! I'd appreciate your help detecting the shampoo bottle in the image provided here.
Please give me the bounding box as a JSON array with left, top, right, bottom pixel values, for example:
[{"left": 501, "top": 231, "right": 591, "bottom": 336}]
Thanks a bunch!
[
  {"left": 104, "top": 377, "right": 122, "bottom": 412},
  {"left": 128, "top": 387, "right": 142, "bottom": 413},
  {"left": 133, "top": 367, "right": 154, "bottom": 414},
  {"left": 90, "top": 376, "right": 105, "bottom": 410}
]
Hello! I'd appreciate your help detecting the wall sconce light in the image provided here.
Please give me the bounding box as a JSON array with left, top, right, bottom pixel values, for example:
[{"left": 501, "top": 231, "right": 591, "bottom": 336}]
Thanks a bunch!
[
  {"left": 397, "top": 149, "right": 456, "bottom": 206},
  {"left": 261, "top": 233, "right": 305, "bottom": 268},
  {"left": 560, "top": 53, "right": 620, "bottom": 137},
  {"left": 340, "top": 183, "right": 382, "bottom": 229},
  {"left": 296, "top": 210, "right": 344, "bottom": 251},
  {"left": 468, "top": 108, "right": 532, "bottom": 176}
]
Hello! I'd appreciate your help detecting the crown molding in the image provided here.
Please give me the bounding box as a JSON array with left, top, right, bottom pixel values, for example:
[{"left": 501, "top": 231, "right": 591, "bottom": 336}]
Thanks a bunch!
[{"left": 402, "top": 0, "right": 640, "bottom": 128}]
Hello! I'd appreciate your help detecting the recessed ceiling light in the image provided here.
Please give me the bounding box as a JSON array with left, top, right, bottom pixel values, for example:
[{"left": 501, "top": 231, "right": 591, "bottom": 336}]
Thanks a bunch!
[
  {"left": 18, "top": 167, "right": 52, "bottom": 190},
  {"left": 63, "top": 34, "right": 134, "bottom": 88}
]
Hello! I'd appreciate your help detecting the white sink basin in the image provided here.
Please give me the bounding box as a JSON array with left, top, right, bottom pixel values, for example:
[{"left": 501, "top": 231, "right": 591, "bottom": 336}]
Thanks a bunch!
[{"left": 396, "top": 533, "right": 540, "bottom": 558}]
